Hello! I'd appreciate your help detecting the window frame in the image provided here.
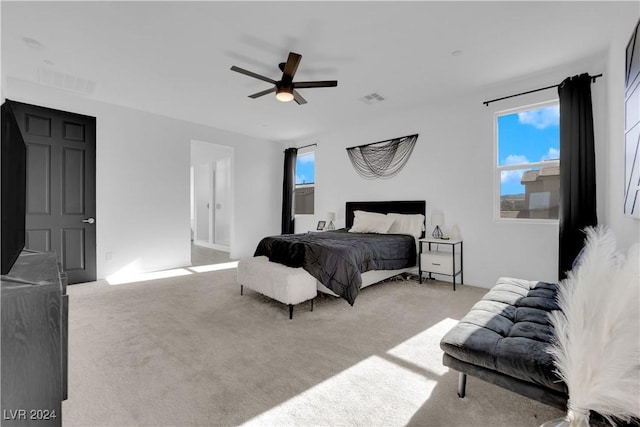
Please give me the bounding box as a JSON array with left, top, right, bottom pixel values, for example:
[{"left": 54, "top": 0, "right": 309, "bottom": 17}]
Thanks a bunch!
[
  {"left": 493, "top": 99, "right": 560, "bottom": 224},
  {"left": 294, "top": 148, "right": 315, "bottom": 215}
]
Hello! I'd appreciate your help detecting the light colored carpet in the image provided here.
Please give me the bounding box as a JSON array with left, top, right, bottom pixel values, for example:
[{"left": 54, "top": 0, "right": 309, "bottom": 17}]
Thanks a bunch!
[{"left": 63, "top": 268, "right": 564, "bottom": 426}]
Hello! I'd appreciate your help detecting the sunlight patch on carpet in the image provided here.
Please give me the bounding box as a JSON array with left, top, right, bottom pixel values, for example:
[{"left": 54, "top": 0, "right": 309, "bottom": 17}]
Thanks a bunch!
[
  {"left": 386, "top": 317, "right": 459, "bottom": 376},
  {"left": 189, "top": 261, "right": 238, "bottom": 273},
  {"left": 106, "top": 268, "right": 192, "bottom": 285},
  {"left": 241, "top": 355, "right": 437, "bottom": 426}
]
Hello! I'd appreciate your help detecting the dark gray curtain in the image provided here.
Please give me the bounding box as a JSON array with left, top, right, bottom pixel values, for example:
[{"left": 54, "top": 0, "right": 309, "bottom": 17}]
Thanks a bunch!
[
  {"left": 281, "top": 147, "right": 298, "bottom": 234},
  {"left": 558, "top": 73, "right": 597, "bottom": 279}
]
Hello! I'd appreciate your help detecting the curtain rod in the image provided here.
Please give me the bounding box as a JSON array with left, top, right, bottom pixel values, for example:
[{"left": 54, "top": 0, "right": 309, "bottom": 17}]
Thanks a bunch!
[
  {"left": 346, "top": 133, "right": 418, "bottom": 150},
  {"left": 482, "top": 73, "right": 603, "bottom": 106},
  {"left": 284, "top": 143, "right": 317, "bottom": 152},
  {"left": 297, "top": 142, "right": 317, "bottom": 150}
]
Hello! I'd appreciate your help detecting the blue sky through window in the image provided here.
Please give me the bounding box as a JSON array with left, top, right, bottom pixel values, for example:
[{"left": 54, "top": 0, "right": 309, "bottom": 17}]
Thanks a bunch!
[
  {"left": 296, "top": 152, "right": 315, "bottom": 185},
  {"left": 497, "top": 104, "right": 559, "bottom": 195}
]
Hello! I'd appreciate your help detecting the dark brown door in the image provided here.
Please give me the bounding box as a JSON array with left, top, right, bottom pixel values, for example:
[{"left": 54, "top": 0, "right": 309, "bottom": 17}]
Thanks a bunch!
[{"left": 9, "top": 100, "right": 96, "bottom": 284}]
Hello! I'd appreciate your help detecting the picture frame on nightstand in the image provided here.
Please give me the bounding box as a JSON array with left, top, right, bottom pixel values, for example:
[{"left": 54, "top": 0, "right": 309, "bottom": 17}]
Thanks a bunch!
[{"left": 316, "top": 220, "right": 326, "bottom": 230}]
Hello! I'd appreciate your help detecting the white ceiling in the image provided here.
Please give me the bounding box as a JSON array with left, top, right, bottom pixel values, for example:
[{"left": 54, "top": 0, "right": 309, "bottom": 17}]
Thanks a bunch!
[{"left": 2, "top": 1, "right": 638, "bottom": 143}]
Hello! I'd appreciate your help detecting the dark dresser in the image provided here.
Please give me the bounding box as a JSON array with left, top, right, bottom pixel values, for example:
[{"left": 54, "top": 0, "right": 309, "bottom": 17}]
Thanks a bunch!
[{"left": 1, "top": 251, "right": 68, "bottom": 426}]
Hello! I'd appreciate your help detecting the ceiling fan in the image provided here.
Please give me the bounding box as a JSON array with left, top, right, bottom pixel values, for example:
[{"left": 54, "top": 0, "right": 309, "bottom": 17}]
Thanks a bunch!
[{"left": 230, "top": 52, "right": 338, "bottom": 105}]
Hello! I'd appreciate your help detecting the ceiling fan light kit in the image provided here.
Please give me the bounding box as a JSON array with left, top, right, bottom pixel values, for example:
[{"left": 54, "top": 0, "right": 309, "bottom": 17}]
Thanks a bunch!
[
  {"left": 231, "top": 51, "right": 338, "bottom": 105},
  {"left": 275, "top": 83, "right": 294, "bottom": 102}
]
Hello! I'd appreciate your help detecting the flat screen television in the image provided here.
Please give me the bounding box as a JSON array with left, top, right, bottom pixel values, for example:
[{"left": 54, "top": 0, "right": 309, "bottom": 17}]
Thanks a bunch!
[{"left": 1, "top": 100, "right": 27, "bottom": 275}]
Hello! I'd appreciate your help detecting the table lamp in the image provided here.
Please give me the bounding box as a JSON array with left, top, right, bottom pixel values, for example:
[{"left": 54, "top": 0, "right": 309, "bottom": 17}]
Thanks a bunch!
[
  {"left": 327, "top": 212, "right": 336, "bottom": 230},
  {"left": 431, "top": 212, "right": 444, "bottom": 239}
]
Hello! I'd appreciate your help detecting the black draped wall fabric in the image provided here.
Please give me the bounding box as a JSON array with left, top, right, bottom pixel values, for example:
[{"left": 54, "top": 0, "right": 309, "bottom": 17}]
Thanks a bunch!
[
  {"left": 281, "top": 147, "right": 298, "bottom": 234},
  {"left": 558, "top": 73, "right": 597, "bottom": 280}
]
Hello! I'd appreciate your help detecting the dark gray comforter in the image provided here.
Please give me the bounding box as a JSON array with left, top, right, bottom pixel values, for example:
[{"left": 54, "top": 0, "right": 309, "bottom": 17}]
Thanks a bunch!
[{"left": 254, "top": 229, "right": 416, "bottom": 305}]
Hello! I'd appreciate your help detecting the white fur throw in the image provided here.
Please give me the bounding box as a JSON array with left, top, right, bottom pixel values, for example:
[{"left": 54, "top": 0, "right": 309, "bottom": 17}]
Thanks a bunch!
[{"left": 548, "top": 226, "right": 640, "bottom": 425}]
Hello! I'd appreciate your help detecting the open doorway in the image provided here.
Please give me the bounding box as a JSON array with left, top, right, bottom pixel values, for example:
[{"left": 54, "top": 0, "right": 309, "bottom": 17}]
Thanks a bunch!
[{"left": 190, "top": 140, "right": 233, "bottom": 266}]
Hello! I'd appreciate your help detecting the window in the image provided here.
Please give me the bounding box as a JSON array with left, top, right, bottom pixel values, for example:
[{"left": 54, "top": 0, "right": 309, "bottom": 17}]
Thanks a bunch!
[
  {"left": 495, "top": 101, "right": 560, "bottom": 220},
  {"left": 295, "top": 151, "right": 314, "bottom": 214}
]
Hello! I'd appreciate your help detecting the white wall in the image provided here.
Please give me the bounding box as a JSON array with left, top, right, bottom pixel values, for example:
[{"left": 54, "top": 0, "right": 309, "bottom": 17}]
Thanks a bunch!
[
  {"left": 4, "top": 78, "right": 283, "bottom": 280},
  {"left": 604, "top": 23, "right": 640, "bottom": 251},
  {"left": 298, "top": 49, "right": 636, "bottom": 288},
  {"left": 191, "top": 140, "right": 235, "bottom": 164},
  {"left": 6, "top": 17, "right": 638, "bottom": 286}
]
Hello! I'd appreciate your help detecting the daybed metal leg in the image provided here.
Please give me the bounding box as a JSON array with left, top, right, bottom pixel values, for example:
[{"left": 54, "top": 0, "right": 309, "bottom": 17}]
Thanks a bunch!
[
  {"left": 288, "top": 304, "right": 293, "bottom": 320},
  {"left": 310, "top": 299, "right": 314, "bottom": 312},
  {"left": 240, "top": 285, "right": 243, "bottom": 295},
  {"left": 458, "top": 373, "right": 467, "bottom": 398}
]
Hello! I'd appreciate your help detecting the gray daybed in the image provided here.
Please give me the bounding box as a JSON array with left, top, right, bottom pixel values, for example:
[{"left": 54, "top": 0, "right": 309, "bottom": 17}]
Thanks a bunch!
[{"left": 439, "top": 277, "right": 568, "bottom": 410}]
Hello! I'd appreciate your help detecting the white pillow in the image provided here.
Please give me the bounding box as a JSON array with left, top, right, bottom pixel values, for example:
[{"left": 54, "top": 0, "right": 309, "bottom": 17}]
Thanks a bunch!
[
  {"left": 386, "top": 213, "right": 425, "bottom": 239},
  {"left": 349, "top": 210, "right": 395, "bottom": 234}
]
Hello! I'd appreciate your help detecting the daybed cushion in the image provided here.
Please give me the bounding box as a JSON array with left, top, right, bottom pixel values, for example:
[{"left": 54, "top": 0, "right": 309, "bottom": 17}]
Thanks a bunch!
[{"left": 440, "top": 277, "right": 567, "bottom": 394}]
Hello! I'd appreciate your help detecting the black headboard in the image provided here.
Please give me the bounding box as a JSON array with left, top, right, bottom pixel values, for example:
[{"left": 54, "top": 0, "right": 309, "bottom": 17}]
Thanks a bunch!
[{"left": 345, "top": 200, "right": 426, "bottom": 237}]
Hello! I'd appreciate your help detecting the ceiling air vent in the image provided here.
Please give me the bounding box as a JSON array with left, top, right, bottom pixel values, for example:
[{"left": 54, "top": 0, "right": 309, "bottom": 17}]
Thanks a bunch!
[
  {"left": 37, "top": 67, "right": 97, "bottom": 95},
  {"left": 359, "top": 92, "right": 385, "bottom": 105}
]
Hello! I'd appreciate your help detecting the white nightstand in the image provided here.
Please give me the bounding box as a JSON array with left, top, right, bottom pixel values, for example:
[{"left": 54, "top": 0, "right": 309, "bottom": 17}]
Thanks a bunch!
[{"left": 418, "top": 237, "right": 463, "bottom": 290}]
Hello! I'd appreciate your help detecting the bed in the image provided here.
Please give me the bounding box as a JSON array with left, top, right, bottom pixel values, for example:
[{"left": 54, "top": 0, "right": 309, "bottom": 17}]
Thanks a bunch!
[{"left": 238, "top": 200, "right": 426, "bottom": 316}]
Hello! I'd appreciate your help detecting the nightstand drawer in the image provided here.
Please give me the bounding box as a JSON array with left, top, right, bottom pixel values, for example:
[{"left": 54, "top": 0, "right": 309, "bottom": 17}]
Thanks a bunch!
[{"left": 421, "top": 252, "right": 461, "bottom": 275}]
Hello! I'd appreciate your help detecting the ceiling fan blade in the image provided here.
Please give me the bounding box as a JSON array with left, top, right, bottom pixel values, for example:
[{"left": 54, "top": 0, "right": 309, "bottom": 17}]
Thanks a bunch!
[
  {"left": 293, "top": 90, "right": 307, "bottom": 105},
  {"left": 293, "top": 80, "right": 338, "bottom": 89},
  {"left": 230, "top": 66, "right": 276, "bottom": 84},
  {"left": 248, "top": 87, "right": 276, "bottom": 99},
  {"left": 282, "top": 52, "right": 302, "bottom": 80}
]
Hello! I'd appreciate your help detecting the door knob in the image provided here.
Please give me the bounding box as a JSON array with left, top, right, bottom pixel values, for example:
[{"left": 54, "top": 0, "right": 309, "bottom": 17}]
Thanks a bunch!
[{"left": 82, "top": 217, "right": 95, "bottom": 224}]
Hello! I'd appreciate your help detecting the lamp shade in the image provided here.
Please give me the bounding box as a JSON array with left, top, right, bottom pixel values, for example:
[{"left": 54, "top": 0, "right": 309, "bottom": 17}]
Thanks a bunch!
[
  {"left": 431, "top": 212, "right": 444, "bottom": 226},
  {"left": 327, "top": 212, "right": 336, "bottom": 221}
]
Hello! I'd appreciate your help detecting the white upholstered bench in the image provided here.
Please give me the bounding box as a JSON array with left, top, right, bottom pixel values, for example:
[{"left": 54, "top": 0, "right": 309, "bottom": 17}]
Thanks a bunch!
[{"left": 237, "top": 256, "right": 317, "bottom": 319}]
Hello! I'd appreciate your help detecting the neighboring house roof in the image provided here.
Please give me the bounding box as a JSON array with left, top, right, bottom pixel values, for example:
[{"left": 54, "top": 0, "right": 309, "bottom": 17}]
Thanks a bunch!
[
  {"left": 539, "top": 165, "right": 560, "bottom": 176},
  {"left": 521, "top": 165, "right": 560, "bottom": 184},
  {"left": 521, "top": 170, "right": 539, "bottom": 183}
]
